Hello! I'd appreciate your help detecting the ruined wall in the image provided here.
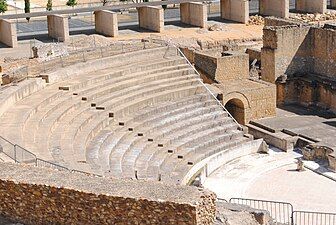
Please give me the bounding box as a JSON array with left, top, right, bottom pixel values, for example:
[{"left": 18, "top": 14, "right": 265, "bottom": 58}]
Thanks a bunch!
[
  {"left": 262, "top": 22, "right": 336, "bottom": 110},
  {"left": 311, "top": 27, "right": 336, "bottom": 78},
  {"left": 261, "top": 25, "right": 312, "bottom": 83},
  {"left": 194, "top": 50, "right": 276, "bottom": 125},
  {"left": 218, "top": 80, "right": 276, "bottom": 124},
  {"left": 194, "top": 51, "right": 249, "bottom": 83},
  {"left": 0, "top": 163, "right": 216, "bottom": 225}
]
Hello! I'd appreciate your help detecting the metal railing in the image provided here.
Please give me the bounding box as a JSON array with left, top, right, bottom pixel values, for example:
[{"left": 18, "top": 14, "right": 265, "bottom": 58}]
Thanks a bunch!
[
  {"left": 173, "top": 45, "right": 243, "bottom": 130},
  {"left": 5, "top": 41, "right": 160, "bottom": 82},
  {"left": 0, "top": 135, "right": 101, "bottom": 176},
  {"left": 292, "top": 211, "right": 336, "bottom": 225},
  {"left": 229, "top": 197, "right": 294, "bottom": 224},
  {"left": 14, "top": 144, "right": 37, "bottom": 164},
  {"left": 0, "top": 136, "right": 16, "bottom": 160},
  {"left": 227, "top": 197, "right": 336, "bottom": 225},
  {"left": 36, "top": 158, "right": 70, "bottom": 172}
]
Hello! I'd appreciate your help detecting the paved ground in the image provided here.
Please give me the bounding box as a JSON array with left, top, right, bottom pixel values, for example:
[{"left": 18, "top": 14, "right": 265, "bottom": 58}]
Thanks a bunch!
[
  {"left": 246, "top": 163, "right": 336, "bottom": 212},
  {"left": 257, "top": 105, "right": 336, "bottom": 150},
  {"left": 9, "top": 0, "right": 296, "bottom": 36},
  {"left": 203, "top": 148, "right": 336, "bottom": 212}
]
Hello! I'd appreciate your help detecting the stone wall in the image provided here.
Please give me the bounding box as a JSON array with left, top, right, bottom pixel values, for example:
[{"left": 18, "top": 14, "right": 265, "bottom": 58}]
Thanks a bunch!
[
  {"left": 261, "top": 23, "right": 336, "bottom": 83},
  {"left": 194, "top": 50, "right": 276, "bottom": 125},
  {"left": 218, "top": 80, "right": 276, "bottom": 125},
  {"left": 194, "top": 51, "right": 249, "bottom": 83},
  {"left": 311, "top": 27, "right": 336, "bottom": 78},
  {"left": 262, "top": 23, "right": 336, "bottom": 111},
  {"left": 261, "top": 25, "right": 312, "bottom": 83},
  {"left": 0, "top": 162, "right": 216, "bottom": 225}
]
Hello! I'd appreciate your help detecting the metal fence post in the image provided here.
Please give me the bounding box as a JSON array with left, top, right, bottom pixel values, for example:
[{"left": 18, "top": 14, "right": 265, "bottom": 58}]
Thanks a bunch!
[
  {"left": 14, "top": 144, "right": 17, "bottom": 163},
  {"left": 82, "top": 50, "right": 86, "bottom": 62}
]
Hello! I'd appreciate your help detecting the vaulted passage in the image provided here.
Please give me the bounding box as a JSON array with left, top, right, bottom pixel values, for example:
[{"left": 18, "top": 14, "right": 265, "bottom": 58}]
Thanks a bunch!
[{"left": 225, "top": 98, "right": 245, "bottom": 125}]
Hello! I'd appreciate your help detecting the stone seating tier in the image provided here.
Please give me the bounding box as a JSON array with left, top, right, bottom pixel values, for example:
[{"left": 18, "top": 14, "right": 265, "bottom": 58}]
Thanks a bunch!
[{"left": 0, "top": 46, "right": 249, "bottom": 184}]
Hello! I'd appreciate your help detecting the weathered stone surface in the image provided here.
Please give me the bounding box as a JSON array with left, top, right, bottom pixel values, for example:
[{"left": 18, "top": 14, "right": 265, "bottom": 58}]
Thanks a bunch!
[
  {"left": 214, "top": 202, "right": 274, "bottom": 225},
  {"left": 0, "top": 162, "right": 216, "bottom": 225}
]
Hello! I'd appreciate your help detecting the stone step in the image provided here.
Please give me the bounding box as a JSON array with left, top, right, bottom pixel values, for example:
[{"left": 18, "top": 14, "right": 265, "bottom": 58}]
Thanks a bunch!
[
  {"left": 116, "top": 110, "right": 228, "bottom": 179},
  {"left": 133, "top": 121, "right": 238, "bottom": 179}
]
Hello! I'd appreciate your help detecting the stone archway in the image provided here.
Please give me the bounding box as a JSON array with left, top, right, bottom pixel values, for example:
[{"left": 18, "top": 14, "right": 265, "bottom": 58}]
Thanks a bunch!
[
  {"left": 224, "top": 98, "right": 246, "bottom": 125},
  {"left": 222, "top": 92, "right": 251, "bottom": 125}
]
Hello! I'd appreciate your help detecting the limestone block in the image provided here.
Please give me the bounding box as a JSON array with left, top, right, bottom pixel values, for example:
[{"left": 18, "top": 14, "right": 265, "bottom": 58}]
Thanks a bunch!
[
  {"left": 0, "top": 19, "right": 18, "bottom": 48},
  {"left": 220, "top": 0, "right": 249, "bottom": 24},
  {"left": 260, "top": 0, "right": 289, "bottom": 18},
  {"left": 95, "top": 10, "right": 118, "bottom": 37},
  {"left": 47, "top": 15, "right": 69, "bottom": 42},
  {"left": 138, "top": 6, "right": 164, "bottom": 32},
  {"left": 296, "top": 0, "right": 327, "bottom": 13},
  {"left": 180, "top": 2, "right": 207, "bottom": 28}
]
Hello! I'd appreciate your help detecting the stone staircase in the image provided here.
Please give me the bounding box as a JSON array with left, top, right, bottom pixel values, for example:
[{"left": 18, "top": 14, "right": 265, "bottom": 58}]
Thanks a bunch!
[{"left": 0, "top": 46, "right": 250, "bottom": 184}]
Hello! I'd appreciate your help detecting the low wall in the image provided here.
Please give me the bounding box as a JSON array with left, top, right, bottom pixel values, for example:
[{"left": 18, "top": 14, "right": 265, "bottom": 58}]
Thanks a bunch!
[
  {"left": 0, "top": 162, "right": 216, "bottom": 225},
  {"left": 181, "top": 139, "right": 264, "bottom": 185},
  {"left": 42, "top": 46, "right": 177, "bottom": 84},
  {"left": 0, "top": 78, "right": 46, "bottom": 118},
  {"left": 247, "top": 123, "right": 295, "bottom": 151}
]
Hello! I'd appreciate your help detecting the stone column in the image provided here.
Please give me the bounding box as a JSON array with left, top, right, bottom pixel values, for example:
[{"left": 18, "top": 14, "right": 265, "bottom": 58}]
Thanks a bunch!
[
  {"left": 180, "top": 2, "right": 207, "bottom": 28},
  {"left": 296, "top": 0, "right": 327, "bottom": 13},
  {"left": 0, "top": 19, "right": 18, "bottom": 48},
  {"left": 220, "top": 0, "right": 249, "bottom": 24},
  {"left": 260, "top": 0, "right": 289, "bottom": 18},
  {"left": 137, "top": 6, "right": 164, "bottom": 32},
  {"left": 95, "top": 10, "right": 118, "bottom": 37},
  {"left": 47, "top": 14, "right": 69, "bottom": 42}
]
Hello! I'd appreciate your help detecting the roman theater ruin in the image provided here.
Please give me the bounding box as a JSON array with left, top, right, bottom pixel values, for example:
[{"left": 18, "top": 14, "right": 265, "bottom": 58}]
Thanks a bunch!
[{"left": 0, "top": 0, "right": 335, "bottom": 224}]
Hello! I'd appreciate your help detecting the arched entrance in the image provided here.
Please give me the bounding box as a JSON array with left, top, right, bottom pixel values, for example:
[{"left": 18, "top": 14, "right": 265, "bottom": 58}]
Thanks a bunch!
[{"left": 225, "top": 98, "right": 245, "bottom": 125}]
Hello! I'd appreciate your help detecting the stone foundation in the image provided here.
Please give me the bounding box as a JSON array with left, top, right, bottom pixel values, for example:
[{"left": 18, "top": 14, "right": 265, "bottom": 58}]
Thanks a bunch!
[{"left": 0, "top": 162, "right": 216, "bottom": 225}]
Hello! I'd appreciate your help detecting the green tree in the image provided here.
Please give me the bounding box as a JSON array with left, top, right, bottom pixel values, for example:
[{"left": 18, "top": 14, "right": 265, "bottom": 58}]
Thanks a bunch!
[
  {"left": 46, "top": 0, "right": 52, "bottom": 11},
  {"left": 0, "top": 0, "right": 8, "bottom": 14},
  {"left": 66, "top": 0, "right": 77, "bottom": 8},
  {"left": 24, "top": 0, "right": 30, "bottom": 21}
]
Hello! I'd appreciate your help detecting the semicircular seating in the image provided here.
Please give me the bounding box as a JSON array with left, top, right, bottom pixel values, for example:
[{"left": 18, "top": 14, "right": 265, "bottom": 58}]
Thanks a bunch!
[{"left": 0, "top": 46, "right": 250, "bottom": 184}]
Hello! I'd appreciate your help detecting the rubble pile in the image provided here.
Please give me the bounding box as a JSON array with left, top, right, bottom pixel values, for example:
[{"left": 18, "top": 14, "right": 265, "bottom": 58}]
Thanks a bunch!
[
  {"left": 291, "top": 12, "right": 336, "bottom": 23},
  {"left": 208, "top": 23, "right": 228, "bottom": 31},
  {"left": 248, "top": 15, "right": 265, "bottom": 25}
]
